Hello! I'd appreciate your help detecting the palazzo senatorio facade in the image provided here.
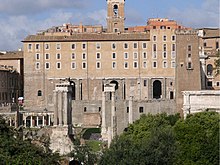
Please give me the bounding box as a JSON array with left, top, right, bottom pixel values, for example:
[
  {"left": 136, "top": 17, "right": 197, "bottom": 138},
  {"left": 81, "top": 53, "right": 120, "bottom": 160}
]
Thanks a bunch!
[{"left": 22, "top": 0, "right": 200, "bottom": 138}]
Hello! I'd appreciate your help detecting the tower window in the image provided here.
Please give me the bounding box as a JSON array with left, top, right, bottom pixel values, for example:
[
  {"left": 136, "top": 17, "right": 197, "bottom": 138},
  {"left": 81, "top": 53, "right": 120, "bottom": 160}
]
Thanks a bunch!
[{"left": 113, "top": 4, "right": 118, "bottom": 16}]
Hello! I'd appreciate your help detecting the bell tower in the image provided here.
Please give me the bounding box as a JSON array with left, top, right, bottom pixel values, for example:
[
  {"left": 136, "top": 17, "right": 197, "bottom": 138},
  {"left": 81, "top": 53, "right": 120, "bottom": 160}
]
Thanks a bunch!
[{"left": 107, "top": 0, "right": 125, "bottom": 33}]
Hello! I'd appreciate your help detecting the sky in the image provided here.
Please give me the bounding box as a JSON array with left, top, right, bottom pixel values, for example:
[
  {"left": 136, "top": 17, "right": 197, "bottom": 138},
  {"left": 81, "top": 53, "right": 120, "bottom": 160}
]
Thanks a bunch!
[{"left": 0, "top": 0, "right": 219, "bottom": 51}]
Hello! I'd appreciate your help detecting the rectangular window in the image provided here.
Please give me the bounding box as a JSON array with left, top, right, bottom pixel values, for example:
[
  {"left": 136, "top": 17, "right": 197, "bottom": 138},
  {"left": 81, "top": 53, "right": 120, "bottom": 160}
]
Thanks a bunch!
[
  {"left": 35, "top": 44, "right": 40, "bottom": 50},
  {"left": 56, "top": 62, "right": 61, "bottom": 69},
  {"left": 139, "top": 107, "right": 144, "bottom": 113},
  {"left": 36, "top": 53, "right": 40, "bottom": 60},
  {"left": 172, "top": 44, "right": 176, "bottom": 52},
  {"left": 36, "top": 62, "right": 40, "bottom": 70},
  {"left": 143, "top": 61, "right": 147, "bottom": 68},
  {"left": 96, "top": 52, "right": 101, "bottom": 59},
  {"left": 28, "top": 44, "right": 32, "bottom": 50},
  {"left": 172, "top": 35, "right": 176, "bottom": 41},
  {"left": 153, "top": 36, "right": 157, "bottom": 41},
  {"left": 163, "top": 61, "right": 168, "bottom": 68},
  {"left": 153, "top": 44, "right": 157, "bottom": 51},
  {"left": 153, "top": 61, "right": 157, "bottom": 68},
  {"left": 144, "top": 80, "right": 147, "bottom": 87},
  {"left": 187, "top": 62, "right": 192, "bottom": 69},
  {"left": 96, "top": 43, "right": 101, "bottom": 49},
  {"left": 133, "top": 42, "right": 138, "bottom": 49},
  {"left": 133, "top": 61, "right": 138, "bottom": 69},
  {"left": 96, "top": 62, "right": 101, "bottom": 69},
  {"left": 188, "top": 45, "right": 192, "bottom": 51},
  {"left": 163, "top": 52, "right": 167, "bottom": 59},
  {"left": 82, "top": 43, "right": 86, "bottom": 50},
  {"left": 171, "top": 52, "right": 176, "bottom": 59},
  {"left": 143, "top": 43, "right": 147, "bottom": 49},
  {"left": 133, "top": 52, "right": 138, "bottom": 59},
  {"left": 45, "top": 62, "right": 50, "bottom": 69},
  {"left": 152, "top": 52, "right": 157, "bottom": 59},
  {"left": 124, "top": 52, "right": 129, "bottom": 59},
  {"left": 163, "top": 35, "right": 167, "bottom": 41},
  {"left": 112, "top": 62, "right": 116, "bottom": 69},
  {"left": 163, "top": 44, "right": 167, "bottom": 51},
  {"left": 56, "top": 53, "right": 61, "bottom": 60},
  {"left": 56, "top": 43, "right": 61, "bottom": 50},
  {"left": 71, "top": 62, "right": 76, "bottom": 69},
  {"left": 45, "top": 43, "right": 50, "bottom": 50},
  {"left": 72, "top": 53, "right": 76, "bottom": 60},
  {"left": 45, "top": 53, "right": 50, "bottom": 60},
  {"left": 207, "top": 81, "right": 212, "bottom": 87},
  {"left": 216, "top": 42, "right": 219, "bottom": 49},
  {"left": 124, "top": 62, "right": 128, "bottom": 69},
  {"left": 82, "top": 62, "right": 87, "bottom": 69},
  {"left": 142, "top": 52, "right": 147, "bottom": 59},
  {"left": 112, "top": 43, "right": 116, "bottom": 49},
  {"left": 71, "top": 43, "right": 76, "bottom": 50},
  {"left": 82, "top": 53, "right": 87, "bottom": 60},
  {"left": 124, "top": 43, "right": 128, "bottom": 49},
  {"left": 171, "top": 61, "right": 176, "bottom": 68},
  {"left": 112, "top": 52, "right": 116, "bottom": 59}
]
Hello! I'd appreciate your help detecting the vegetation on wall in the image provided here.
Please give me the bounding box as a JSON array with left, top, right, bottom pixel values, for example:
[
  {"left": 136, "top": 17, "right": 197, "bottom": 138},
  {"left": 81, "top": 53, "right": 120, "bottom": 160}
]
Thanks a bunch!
[
  {"left": 99, "top": 112, "right": 219, "bottom": 165},
  {"left": 0, "top": 116, "right": 61, "bottom": 165}
]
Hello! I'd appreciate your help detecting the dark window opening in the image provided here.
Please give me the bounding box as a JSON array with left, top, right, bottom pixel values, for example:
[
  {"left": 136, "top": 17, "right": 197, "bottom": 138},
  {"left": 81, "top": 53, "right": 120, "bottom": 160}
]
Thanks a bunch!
[
  {"left": 110, "top": 80, "right": 119, "bottom": 91},
  {"left": 38, "top": 90, "right": 42, "bottom": 96},
  {"left": 207, "top": 64, "right": 213, "bottom": 76},
  {"left": 84, "top": 107, "right": 87, "bottom": 112},
  {"left": 170, "top": 91, "right": 174, "bottom": 99},
  {"left": 153, "top": 80, "right": 162, "bottom": 99},
  {"left": 70, "top": 82, "right": 76, "bottom": 100},
  {"left": 99, "top": 107, "right": 101, "bottom": 112},
  {"left": 127, "top": 107, "right": 129, "bottom": 113},
  {"left": 187, "top": 62, "right": 192, "bottom": 69},
  {"left": 139, "top": 107, "right": 144, "bottom": 113},
  {"left": 216, "top": 41, "right": 219, "bottom": 49},
  {"left": 207, "top": 81, "right": 212, "bottom": 87},
  {"left": 144, "top": 80, "right": 147, "bottom": 87},
  {"left": 113, "top": 5, "right": 118, "bottom": 16}
]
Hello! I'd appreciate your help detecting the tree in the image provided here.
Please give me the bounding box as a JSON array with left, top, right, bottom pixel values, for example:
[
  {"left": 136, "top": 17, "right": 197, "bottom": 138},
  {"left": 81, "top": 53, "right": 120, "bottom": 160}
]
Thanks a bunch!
[
  {"left": 174, "top": 112, "right": 219, "bottom": 165},
  {"left": 99, "top": 113, "right": 180, "bottom": 165},
  {"left": 0, "top": 116, "right": 61, "bottom": 165}
]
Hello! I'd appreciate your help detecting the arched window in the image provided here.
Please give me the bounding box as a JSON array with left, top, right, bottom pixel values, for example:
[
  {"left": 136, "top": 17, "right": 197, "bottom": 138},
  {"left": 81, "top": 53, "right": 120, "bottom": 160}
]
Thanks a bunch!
[
  {"left": 110, "top": 80, "right": 119, "bottom": 90},
  {"left": 153, "top": 80, "right": 162, "bottom": 99},
  {"left": 207, "top": 64, "right": 213, "bottom": 76},
  {"left": 37, "top": 90, "right": 42, "bottom": 96},
  {"left": 113, "top": 4, "right": 118, "bottom": 16}
]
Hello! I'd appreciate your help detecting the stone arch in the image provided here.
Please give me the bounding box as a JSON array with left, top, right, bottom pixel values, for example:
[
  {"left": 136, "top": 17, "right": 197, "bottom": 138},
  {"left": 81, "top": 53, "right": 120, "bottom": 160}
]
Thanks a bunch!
[
  {"left": 110, "top": 80, "right": 119, "bottom": 90},
  {"left": 153, "top": 80, "right": 162, "bottom": 99},
  {"left": 113, "top": 4, "right": 118, "bottom": 16}
]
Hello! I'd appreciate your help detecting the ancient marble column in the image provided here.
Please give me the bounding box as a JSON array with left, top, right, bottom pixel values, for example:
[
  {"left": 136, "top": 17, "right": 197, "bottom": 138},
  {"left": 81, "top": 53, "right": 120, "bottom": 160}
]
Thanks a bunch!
[
  {"left": 101, "top": 92, "right": 107, "bottom": 134},
  {"left": 58, "top": 91, "right": 63, "bottom": 126},
  {"left": 63, "top": 91, "right": 68, "bottom": 126},
  {"left": 128, "top": 96, "right": 133, "bottom": 124},
  {"left": 111, "top": 91, "right": 116, "bottom": 138},
  {"left": 53, "top": 91, "right": 58, "bottom": 126}
]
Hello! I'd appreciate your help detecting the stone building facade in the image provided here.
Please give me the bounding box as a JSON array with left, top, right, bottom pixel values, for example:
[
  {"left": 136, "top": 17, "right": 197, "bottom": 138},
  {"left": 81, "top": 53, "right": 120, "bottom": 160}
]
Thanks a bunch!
[
  {"left": 19, "top": 0, "right": 220, "bottom": 143},
  {"left": 22, "top": 0, "right": 184, "bottom": 137}
]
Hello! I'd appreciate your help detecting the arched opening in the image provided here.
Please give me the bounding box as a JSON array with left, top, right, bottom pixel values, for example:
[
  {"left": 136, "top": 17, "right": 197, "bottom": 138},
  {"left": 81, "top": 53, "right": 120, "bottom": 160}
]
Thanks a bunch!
[
  {"left": 37, "top": 90, "right": 42, "bottom": 96},
  {"left": 110, "top": 80, "right": 119, "bottom": 90},
  {"left": 207, "top": 64, "right": 213, "bottom": 76},
  {"left": 153, "top": 80, "right": 162, "bottom": 99},
  {"left": 113, "top": 4, "right": 118, "bottom": 16}
]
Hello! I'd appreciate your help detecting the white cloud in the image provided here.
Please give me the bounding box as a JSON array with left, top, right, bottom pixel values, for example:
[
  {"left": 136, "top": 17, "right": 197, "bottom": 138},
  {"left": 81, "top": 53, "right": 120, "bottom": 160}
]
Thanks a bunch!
[
  {"left": 167, "top": 0, "right": 219, "bottom": 28},
  {"left": 0, "top": 0, "right": 88, "bottom": 15},
  {"left": 0, "top": 9, "right": 107, "bottom": 50}
]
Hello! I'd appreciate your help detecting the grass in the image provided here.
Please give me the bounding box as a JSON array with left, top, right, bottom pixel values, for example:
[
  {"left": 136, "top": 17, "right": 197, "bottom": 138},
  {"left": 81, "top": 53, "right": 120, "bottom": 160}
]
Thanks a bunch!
[{"left": 86, "top": 140, "right": 102, "bottom": 152}]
